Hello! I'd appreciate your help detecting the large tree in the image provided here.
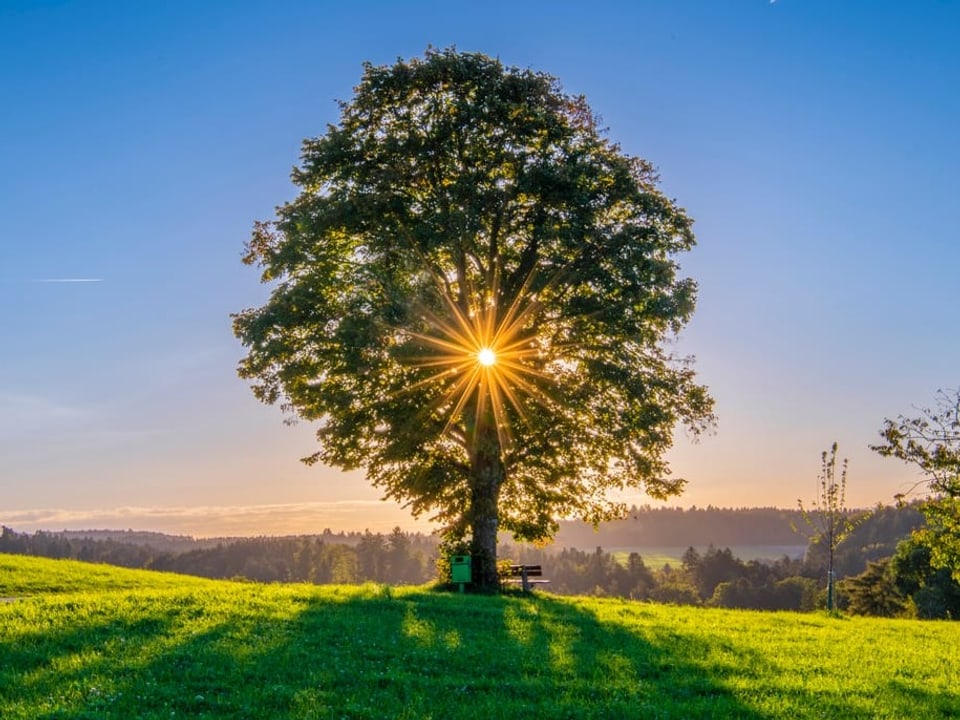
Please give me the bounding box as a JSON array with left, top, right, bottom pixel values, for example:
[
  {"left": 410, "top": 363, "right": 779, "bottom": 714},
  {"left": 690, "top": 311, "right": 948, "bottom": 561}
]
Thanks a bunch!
[
  {"left": 871, "top": 388, "right": 960, "bottom": 582},
  {"left": 233, "top": 49, "right": 714, "bottom": 589}
]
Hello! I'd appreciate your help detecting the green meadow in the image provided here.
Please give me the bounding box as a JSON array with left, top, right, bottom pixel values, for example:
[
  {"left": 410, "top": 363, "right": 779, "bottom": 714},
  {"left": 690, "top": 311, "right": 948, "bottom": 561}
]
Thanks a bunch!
[{"left": 2, "top": 554, "right": 958, "bottom": 719}]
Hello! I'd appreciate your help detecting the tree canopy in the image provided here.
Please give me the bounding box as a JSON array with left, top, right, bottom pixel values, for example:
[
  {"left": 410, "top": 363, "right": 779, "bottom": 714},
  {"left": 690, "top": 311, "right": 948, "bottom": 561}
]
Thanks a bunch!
[
  {"left": 233, "top": 48, "right": 714, "bottom": 588},
  {"left": 872, "top": 388, "right": 960, "bottom": 582}
]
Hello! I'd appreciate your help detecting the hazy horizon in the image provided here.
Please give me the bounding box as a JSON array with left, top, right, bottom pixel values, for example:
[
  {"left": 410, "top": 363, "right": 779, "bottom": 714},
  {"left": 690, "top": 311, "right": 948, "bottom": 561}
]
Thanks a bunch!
[{"left": 3, "top": 497, "right": 887, "bottom": 540}]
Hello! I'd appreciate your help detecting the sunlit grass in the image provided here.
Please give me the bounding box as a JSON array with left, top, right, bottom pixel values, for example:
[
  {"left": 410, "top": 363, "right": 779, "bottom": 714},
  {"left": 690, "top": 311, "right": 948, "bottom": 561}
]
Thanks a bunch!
[
  {"left": 0, "top": 552, "right": 212, "bottom": 595},
  {"left": 2, "top": 555, "right": 958, "bottom": 719}
]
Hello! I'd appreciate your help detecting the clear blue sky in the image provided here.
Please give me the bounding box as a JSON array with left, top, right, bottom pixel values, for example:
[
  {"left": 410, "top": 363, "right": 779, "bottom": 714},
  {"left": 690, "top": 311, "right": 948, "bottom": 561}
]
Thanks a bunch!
[{"left": 2, "top": 0, "right": 958, "bottom": 536}]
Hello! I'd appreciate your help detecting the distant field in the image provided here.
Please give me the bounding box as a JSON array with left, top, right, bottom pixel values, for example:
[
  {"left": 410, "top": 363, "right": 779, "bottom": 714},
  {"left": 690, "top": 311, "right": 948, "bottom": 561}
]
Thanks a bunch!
[
  {"left": 608, "top": 545, "right": 808, "bottom": 568},
  {"left": 2, "top": 554, "right": 958, "bottom": 719}
]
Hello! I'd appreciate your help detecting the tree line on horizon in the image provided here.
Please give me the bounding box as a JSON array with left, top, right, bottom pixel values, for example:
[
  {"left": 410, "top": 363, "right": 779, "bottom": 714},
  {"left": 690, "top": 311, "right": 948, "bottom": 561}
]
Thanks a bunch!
[
  {"left": 4, "top": 502, "right": 957, "bottom": 618},
  {"left": 556, "top": 505, "right": 813, "bottom": 548}
]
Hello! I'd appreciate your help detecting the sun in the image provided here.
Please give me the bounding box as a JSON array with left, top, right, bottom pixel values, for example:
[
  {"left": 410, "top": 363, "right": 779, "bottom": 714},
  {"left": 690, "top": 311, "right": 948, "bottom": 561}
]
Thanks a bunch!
[
  {"left": 401, "top": 269, "right": 553, "bottom": 455},
  {"left": 477, "top": 347, "right": 496, "bottom": 367}
]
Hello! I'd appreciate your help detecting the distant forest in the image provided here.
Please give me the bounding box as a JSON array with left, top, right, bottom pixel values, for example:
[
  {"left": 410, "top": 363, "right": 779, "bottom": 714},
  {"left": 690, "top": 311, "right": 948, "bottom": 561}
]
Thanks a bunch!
[
  {"left": 4, "top": 504, "right": 951, "bottom": 617},
  {"left": 554, "top": 505, "right": 811, "bottom": 548},
  {"left": 12, "top": 505, "right": 841, "bottom": 554}
]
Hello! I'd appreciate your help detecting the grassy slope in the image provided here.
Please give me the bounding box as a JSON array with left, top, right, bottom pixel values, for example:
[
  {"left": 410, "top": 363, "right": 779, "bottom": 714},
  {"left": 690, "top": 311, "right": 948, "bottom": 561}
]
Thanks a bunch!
[{"left": 1, "top": 554, "right": 958, "bottom": 719}]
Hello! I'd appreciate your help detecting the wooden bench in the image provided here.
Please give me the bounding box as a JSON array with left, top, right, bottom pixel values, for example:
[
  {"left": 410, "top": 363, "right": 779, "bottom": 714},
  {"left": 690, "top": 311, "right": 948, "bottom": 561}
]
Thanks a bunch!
[{"left": 505, "top": 564, "right": 549, "bottom": 592}]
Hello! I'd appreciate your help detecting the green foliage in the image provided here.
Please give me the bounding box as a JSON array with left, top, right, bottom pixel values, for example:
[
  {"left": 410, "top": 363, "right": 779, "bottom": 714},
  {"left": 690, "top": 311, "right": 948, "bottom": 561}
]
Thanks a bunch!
[
  {"left": 434, "top": 535, "right": 472, "bottom": 586},
  {"left": 709, "top": 576, "right": 818, "bottom": 612},
  {"left": 890, "top": 539, "right": 960, "bottom": 620},
  {"left": 671, "top": 545, "right": 818, "bottom": 611},
  {"left": 842, "top": 538, "right": 960, "bottom": 620},
  {"left": 648, "top": 579, "right": 702, "bottom": 606},
  {"left": 840, "top": 558, "right": 906, "bottom": 618},
  {"left": 233, "top": 48, "right": 714, "bottom": 586},
  {"left": 872, "top": 388, "right": 960, "bottom": 581},
  {"left": 3, "top": 556, "right": 960, "bottom": 719},
  {"left": 915, "top": 496, "right": 960, "bottom": 581},
  {"left": 683, "top": 545, "right": 744, "bottom": 601}
]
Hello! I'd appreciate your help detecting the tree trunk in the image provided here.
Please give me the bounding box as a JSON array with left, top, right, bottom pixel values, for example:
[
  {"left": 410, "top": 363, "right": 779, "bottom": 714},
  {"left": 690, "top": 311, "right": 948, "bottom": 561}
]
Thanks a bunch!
[{"left": 469, "top": 424, "right": 504, "bottom": 590}]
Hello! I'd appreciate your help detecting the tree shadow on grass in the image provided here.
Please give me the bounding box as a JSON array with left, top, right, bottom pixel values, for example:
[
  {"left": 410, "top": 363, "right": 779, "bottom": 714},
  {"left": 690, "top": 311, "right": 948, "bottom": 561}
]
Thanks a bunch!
[
  {"left": 0, "top": 596, "right": 177, "bottom": 719},
  {"left": 4, "top": 587, "right": 761, "bottom": 719},
  {"left": 3, "top": 587, "right": 957, "bottom": 719}
]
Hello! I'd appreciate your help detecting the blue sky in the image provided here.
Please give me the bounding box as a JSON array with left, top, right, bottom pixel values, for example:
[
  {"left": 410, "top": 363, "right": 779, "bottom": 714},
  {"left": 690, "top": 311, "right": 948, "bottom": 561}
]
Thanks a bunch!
[{"left": 2, "top": 0, "right": 958, "bottom": 536}]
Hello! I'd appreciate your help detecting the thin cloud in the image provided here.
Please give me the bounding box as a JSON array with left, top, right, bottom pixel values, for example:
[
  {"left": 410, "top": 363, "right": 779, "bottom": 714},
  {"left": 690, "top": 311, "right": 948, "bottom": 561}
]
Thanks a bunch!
[{"left": 0, "top": 392, "right": 89, "bottom": 429}]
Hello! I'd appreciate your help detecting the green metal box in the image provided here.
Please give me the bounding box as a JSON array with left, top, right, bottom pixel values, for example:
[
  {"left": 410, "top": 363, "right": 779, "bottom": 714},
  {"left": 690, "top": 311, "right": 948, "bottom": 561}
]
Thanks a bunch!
[{"left": 450, "top": 554, "right": 472, "bottom": 583}]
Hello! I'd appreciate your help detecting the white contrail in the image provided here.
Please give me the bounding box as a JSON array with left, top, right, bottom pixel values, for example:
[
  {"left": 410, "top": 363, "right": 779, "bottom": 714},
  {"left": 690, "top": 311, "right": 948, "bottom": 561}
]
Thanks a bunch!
[{"left": 30, "top": 278, "right": 104, "bottom": 283}]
